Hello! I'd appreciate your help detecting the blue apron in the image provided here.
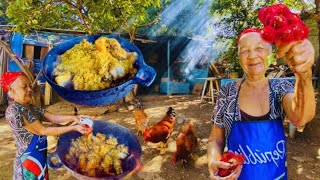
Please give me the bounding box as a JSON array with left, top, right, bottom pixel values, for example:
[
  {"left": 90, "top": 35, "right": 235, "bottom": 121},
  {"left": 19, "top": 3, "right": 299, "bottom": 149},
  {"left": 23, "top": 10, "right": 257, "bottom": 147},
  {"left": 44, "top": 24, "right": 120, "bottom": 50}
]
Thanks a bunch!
[
  {"left": 20, "top": 135, "right": 49, "bottom": 180},
  {"left": 227, "top": 79, "right": 287, "bottom": 180}
]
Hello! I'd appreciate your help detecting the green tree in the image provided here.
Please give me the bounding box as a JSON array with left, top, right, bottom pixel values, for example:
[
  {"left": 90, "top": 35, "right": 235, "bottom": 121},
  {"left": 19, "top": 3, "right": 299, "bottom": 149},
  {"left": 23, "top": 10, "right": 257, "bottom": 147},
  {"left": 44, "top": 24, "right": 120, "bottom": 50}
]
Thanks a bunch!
[
  {"left": 0, "top": 0, "right": 9, "bottom": 25},
  {"left": 210, "top": 0, "right": 316, "bottom": 76},
  {"left": 6, "top": 0, "right": 161, "bottom": 41}
]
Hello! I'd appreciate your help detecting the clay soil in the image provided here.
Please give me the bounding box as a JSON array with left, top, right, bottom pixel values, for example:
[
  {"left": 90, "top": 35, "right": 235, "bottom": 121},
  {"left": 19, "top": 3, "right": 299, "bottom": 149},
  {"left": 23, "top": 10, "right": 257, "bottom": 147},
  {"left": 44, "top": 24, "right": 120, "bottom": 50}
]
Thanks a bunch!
[{"left": 0, "top": 95, "right": 319, "bottom": 180}]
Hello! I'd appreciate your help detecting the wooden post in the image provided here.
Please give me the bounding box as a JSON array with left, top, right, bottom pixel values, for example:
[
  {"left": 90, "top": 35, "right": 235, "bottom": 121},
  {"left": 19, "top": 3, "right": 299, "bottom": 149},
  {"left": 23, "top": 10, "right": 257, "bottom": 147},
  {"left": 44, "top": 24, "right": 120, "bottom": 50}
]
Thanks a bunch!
[
  {"left": 44, "top": 82, "right": 52, "bottom": 106},
  {"left": 167, "top": 40, "right": 171, "bottom": 95},
  {"left": 24, "top": 45, "right": 34, "bottom": 60},
  {"left": 44, "top": 45, "right": 53, "bottom": 105},
  {"left": 40, "top": 47, "right": 49, "bottom": 60}
]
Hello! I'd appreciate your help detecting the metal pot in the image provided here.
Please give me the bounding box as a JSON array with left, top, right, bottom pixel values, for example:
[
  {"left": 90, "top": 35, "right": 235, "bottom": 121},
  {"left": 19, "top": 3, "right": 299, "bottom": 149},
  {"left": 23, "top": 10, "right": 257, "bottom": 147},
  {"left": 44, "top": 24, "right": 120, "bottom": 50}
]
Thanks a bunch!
[
  {"left": 47, "top": 120, "right": 142, "bottom": 180},
  {"left": 42, "top": 35, "right": 156, "bottom": 106}
]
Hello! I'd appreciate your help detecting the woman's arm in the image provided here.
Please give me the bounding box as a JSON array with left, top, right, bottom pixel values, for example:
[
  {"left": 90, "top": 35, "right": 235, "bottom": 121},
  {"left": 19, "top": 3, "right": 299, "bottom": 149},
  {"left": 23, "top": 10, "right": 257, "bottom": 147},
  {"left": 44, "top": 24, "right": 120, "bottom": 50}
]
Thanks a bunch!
[
  {"left": 43, "top": 112, "right": 78, "bottom": 124},
  {"left": 207, "top": 124, "right": 229, "bottom": 178},
  {"left": 283, "top": 71, "right": 316, "bottom": 127},
  {"left": 43, "top": 112, "right": 93, "bottom": 125},
  {"left": 23, "top": 118, "right": 86, "bottom": 136},
  {"left": 277, "top": 40, "right": 316, "bottom": 127}
]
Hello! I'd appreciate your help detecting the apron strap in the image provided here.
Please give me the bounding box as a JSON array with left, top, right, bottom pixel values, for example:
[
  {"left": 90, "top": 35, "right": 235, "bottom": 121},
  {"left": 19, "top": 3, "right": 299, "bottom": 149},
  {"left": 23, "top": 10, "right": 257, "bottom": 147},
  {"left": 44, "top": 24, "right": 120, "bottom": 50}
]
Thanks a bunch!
[{"left": 233, "top": 78, "right": 245, "bottom": 120}]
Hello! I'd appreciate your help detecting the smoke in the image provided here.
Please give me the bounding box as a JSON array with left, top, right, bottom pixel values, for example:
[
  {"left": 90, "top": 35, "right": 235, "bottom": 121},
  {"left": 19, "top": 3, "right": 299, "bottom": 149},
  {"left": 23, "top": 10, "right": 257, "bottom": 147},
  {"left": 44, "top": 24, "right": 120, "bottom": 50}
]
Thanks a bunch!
[{"left": 145, "top": 0, "right": 229, "bottom": 78}]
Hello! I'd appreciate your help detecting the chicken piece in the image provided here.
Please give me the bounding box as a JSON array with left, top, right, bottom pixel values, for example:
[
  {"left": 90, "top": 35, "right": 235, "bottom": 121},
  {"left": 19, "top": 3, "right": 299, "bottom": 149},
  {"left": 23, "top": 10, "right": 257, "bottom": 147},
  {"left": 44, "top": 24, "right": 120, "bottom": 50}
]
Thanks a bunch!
[
  {"left": 87, "top": 169, "right": 96, "bottom": 177},
  {"left": 96, "top": 133, "right": 107, "bottom": 142},
  {"left": 78, "top": 153, "right": 87, "bottom": 170},
  {"left": 71, "top": 139, "right": 79, "bottom": 148},
  {"left": 113, "top": 159, "right": 123, "bottom": 174},
  {"left": 144, "top": 107, "right": 176, "bottom": 146},
  {"left": 98, "top": 144, "right": 113, "bottom": 157},
  {"left": 127, "top": 52, "right": 138, "bottom": 62},
  {"left": 133, "top": 100, "right": 149, "bottom": 136},
  {"left": 106, "top": 137, "right": 118, "bottom": 145},
  {"left": 86, "top": 133, "right": 93, "bottom": 145},
  {"left": 95, "top": 37, "right": 127, "bottom": 60},
  {"left": 107, "top": 145, "right": 128, "bottom": 160},
  {"left": 69, "top": 147, "right": 76, "bottom": 156},
  {"left": 55, "top": 71, "right": 72, "bottom": 87},
  {"left": 107, "top": 38, "right": 128, "bottom": 60},
  {"left": 86, "top": 153, "right": 101, "bottom": 170},
  {"left": 101, "top": 155, "right": 113, "bottom": 174},
  {"left": 109, "top": 60, "right": 126, "bottom": 80},
  {"left": 172, "top": 122, "right": 198, "bottom": 164},
  {"left": 94, "top": 37, "right": 109, "bottom": 54}
]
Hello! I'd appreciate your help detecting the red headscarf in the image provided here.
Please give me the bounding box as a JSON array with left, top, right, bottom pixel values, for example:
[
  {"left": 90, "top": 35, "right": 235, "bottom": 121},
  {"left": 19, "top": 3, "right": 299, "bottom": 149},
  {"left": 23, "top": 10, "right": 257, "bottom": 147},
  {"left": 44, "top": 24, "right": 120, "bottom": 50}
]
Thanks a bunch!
[
  {"left": 0, "top": 72, "right": 24, "bottom": 93},
  {"left": 238, "top": 28, "right": 261, "bottom": 43}
]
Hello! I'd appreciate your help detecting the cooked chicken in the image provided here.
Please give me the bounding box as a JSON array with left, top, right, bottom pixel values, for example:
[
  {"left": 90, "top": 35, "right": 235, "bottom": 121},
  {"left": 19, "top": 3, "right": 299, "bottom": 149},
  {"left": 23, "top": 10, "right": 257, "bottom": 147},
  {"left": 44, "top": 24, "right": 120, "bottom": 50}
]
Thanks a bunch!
[
  {"left": 65, "top": 133, "right": 129, "bottom": 177},
  {"left": 54, "top": 37, "right": 137, "bottom": 91}
]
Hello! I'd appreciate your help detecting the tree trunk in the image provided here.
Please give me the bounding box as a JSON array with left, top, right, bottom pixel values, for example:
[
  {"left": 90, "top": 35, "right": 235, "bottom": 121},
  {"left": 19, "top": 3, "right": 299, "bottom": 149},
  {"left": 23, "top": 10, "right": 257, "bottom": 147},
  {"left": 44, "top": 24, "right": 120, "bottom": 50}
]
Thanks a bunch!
[{"left": 315, "top": 0, "right": 320, "bottom": 95}]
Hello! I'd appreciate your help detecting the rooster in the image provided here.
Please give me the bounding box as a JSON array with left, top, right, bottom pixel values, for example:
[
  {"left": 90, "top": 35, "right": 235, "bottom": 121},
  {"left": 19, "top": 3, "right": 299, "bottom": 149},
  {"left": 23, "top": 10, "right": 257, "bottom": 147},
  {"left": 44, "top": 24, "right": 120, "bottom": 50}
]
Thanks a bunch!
[
  {"left": 133, "top": 100, "right": 149, "bottom": 136},
  {"left": 144, "top": 107, "right": 176, "bottom": 147},
  {"left": 172, "top": 122, "right": 198, "bottom": 164}
]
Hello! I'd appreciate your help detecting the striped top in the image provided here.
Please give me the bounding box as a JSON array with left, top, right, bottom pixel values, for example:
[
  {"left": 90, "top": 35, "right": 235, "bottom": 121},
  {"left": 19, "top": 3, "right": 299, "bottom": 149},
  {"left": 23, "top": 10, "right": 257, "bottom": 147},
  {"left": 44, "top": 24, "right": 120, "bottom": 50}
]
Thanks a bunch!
[
  {"left": 211, "top": 79, "right": 294, "bottom": 141},
  {"left": 5, "top": 102, "right": 46, "bottom": 180}
]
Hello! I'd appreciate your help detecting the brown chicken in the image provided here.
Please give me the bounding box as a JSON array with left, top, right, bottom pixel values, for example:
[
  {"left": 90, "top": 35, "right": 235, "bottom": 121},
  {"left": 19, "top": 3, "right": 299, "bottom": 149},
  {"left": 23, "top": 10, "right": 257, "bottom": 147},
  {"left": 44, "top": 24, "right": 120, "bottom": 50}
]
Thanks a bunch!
[
  {"left": 133, "top": 100, "right": 149, "bottom": 136},
  {"left": 172, "top": 122, "right": 198, "bottom": 164},
  {"left": 144, "top": 107, "right": 176, "bottom": 147}
]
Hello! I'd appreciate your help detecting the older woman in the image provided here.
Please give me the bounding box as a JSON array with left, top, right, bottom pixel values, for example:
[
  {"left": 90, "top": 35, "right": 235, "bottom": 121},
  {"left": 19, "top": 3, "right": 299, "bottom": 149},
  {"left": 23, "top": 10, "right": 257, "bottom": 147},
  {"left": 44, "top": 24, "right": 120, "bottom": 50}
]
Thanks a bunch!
[
  {"left": 207, "top": 28, "right": 315, "bottom": 180},
  {"left": 1, "top": 72, "right": 90, "bottom": 180}
]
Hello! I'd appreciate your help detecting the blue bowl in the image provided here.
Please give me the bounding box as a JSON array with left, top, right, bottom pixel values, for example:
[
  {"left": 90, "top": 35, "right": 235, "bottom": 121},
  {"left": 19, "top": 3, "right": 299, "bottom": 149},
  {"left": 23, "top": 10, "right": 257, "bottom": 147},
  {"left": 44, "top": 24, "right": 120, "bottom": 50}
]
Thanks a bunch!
[
  {"left": 42, "top": 35, "right": 156, "bottom": 106},
  {"left": 48, "top": 120, "right": 142, "bottom": 180}
]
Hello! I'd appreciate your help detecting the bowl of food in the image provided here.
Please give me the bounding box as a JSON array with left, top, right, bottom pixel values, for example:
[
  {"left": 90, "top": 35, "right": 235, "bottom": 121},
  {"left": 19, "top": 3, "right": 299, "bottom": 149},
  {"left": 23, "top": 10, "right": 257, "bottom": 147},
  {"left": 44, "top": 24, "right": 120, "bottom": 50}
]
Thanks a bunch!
[
  {"left": 47, "top": 120, "right": 142, "bottom": 180},
  {"left": 42, "top": 35, "right": 156, "bottom": 106}
]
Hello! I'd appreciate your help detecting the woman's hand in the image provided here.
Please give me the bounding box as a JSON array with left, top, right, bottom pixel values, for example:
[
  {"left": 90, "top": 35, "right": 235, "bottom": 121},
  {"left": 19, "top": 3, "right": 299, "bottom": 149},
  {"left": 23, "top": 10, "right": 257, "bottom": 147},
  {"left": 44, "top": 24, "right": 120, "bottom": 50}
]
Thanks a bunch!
[
  {"left": 209, "top": 160, "right": 242, "bottom": 180},
  {"left": 276, "top": 39, "right": 314, "bottom": 75},
  {"left": 73, "top": 124, "right": 88, "bottom": 134}
]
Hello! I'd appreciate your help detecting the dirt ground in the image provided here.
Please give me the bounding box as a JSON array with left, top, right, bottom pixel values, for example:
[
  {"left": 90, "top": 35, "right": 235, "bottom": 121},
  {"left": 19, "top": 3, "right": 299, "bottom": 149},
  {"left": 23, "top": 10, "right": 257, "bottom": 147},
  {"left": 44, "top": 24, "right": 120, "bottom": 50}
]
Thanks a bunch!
[{"left": 0, "top": 95, "right": 319, "bottom": 180}]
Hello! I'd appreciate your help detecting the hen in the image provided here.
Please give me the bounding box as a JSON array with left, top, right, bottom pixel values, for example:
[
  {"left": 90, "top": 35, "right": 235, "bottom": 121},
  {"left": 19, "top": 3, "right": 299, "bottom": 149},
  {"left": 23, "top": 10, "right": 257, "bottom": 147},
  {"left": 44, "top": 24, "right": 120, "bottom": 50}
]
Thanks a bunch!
[
  {"left": 144, "top": 107, "right": 176, "bottom": 147},
  {"left": 133, "top": 100, "right": 149, "bottom": 136},
  {"left": 172, "top": 122, "right": 198, "bottom": 164}
]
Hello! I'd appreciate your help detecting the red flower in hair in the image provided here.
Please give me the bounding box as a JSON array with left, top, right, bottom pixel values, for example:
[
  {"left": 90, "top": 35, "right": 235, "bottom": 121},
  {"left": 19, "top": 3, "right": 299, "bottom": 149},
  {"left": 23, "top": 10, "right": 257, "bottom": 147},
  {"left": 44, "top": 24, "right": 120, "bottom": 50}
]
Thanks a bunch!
[{"left": 261, "top": 26, "right": 276, "bottom": 43}]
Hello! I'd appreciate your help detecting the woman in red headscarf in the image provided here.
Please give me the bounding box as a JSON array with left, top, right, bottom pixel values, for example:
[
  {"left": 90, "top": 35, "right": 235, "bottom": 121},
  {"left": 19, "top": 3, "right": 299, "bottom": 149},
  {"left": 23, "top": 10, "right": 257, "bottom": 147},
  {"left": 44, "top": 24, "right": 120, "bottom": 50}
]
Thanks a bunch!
[
  {"left": 1, "top": 72, "right": 91, "bottom": 180},
  {"left": 207, "top": 28, "right": 315, "bottom": 180}
]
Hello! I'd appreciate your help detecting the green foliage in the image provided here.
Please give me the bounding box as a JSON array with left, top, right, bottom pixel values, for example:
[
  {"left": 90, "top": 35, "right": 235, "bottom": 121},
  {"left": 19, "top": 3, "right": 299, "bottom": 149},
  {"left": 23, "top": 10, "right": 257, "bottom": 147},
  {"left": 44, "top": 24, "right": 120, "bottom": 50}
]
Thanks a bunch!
[
  {"left": 6, "top": 0, "right": 161, "bottom": 35},
  {"left": 0, "top": 0, "right": 9, "bottom": 25}
]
